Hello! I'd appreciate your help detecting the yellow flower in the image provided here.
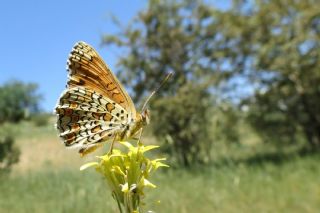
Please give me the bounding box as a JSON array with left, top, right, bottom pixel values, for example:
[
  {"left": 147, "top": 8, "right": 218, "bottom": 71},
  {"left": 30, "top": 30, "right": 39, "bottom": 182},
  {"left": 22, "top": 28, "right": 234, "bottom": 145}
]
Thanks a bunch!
[{"left": 80, "top": 141, "right": 168, "bottom": 213}]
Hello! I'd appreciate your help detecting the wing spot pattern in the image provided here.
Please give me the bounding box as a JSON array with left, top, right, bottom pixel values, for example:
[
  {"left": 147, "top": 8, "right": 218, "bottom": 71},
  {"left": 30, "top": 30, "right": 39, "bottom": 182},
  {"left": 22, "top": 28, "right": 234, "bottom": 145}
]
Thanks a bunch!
[{"left": 55, "top": 41, "right": 141, "bottom": 155}]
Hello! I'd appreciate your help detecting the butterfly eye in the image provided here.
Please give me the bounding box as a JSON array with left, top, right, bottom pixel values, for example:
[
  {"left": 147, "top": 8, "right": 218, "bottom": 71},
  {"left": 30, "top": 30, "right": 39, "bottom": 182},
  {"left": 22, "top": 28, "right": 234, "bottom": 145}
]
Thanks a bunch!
[{"left": 142, "top": 109, "right": 150, "bottom": 125}]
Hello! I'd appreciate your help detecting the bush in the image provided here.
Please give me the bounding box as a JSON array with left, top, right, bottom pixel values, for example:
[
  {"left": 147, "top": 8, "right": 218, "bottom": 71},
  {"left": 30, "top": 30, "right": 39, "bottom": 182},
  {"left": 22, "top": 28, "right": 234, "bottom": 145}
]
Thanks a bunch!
[
  {"left": 0, "top": 135, "right": 20, "bottom": 175},
  {"left": 0, "top": 80, "right": 41, "bottom": 124},
  {"left": 211, "top": 103, "right": 241, "bottom": 145},
  {"left": 151, "top": 83, "right": 213, "bottom": 167}
]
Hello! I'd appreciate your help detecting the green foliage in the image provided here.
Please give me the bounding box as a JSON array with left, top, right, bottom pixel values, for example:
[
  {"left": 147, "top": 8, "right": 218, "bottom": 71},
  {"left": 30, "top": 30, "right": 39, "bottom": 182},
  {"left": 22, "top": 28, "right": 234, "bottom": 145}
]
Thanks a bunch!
[
  {"left": 103, "top": 0, "right": 219, "bottom": 100},
  {"left": 0, "top": 80, "right": 42, "bottom": 123},
  {"left": 244, "top": 91, "right": 300, "bottom": 145},
  {"left": 151, "top": 83, "right": 213, "bottom": 166},
  {"left": 103, "top": 0, "right": 219, "bottom": 166},
  {"left": 0, "top": 80, "right": 40, "bottom": 174},
  {"left": 211, "top": 102, "right": 241, "bottom": 145},
  {"left": 212, "top": 0, "right": 320, "bottom": 148},
  {"left": 103, "top": 0, "right": 320, "bottom": 159},
  {"left": 0, "top": 135, "right": 20, "bottom": 175}
]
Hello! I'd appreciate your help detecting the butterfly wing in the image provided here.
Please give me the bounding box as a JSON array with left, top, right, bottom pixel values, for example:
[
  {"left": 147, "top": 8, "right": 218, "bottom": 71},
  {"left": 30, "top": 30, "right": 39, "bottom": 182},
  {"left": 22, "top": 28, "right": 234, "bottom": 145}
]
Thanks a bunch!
[
  {"left": 56, "top": 87, "right": 130, "bottom": 155},
  {"left": 55, "top": 41, "right": 135, "bottom": 155},
  {"left": 67, "top": 41, "right": 136, "bottom": 118}
]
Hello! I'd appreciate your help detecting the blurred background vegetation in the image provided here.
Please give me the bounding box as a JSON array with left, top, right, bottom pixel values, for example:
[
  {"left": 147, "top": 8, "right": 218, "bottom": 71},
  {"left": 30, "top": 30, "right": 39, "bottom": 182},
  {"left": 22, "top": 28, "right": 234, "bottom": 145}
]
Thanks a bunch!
[{"left": 1, "top": 0, "right": 319, "bottom": 212}]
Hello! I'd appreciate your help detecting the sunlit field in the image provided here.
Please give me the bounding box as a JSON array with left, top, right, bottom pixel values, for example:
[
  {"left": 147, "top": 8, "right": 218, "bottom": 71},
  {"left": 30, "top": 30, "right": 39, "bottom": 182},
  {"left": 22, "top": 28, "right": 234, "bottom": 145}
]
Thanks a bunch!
[{"left": 1, "top": 118, "right": 319, "bottom": 213}]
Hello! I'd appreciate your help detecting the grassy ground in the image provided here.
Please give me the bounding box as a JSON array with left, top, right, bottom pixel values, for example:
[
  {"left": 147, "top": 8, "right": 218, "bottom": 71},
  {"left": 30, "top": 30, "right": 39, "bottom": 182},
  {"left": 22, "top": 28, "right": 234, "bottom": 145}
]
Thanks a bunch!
[{"left": 0, "top": 118, "right": 319, "bottom": 212}]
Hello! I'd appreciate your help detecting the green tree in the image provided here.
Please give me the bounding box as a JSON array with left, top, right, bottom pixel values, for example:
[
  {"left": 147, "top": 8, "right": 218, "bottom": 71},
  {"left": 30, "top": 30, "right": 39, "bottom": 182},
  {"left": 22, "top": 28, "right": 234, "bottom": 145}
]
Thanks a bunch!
[
  {"left": 0, "top": 80, "right": 41, "bottom": 123},
  {"left": 212, "top": 102, "right": 241, "bottom": 145},
  {"left": 212, "top": 0, "right": 320, "bottom": 148},
  {"left": 102, "top": 0, "right": 320, "bottom": 164},
  {"left": 151, "top": 83, "right": 213, "bottom": 166},
  {"left": 0, "top": 80, "right": 41, "bottom": 174},
  {"left": 103, "top": 0, "right": 219, "bottom": 166}
]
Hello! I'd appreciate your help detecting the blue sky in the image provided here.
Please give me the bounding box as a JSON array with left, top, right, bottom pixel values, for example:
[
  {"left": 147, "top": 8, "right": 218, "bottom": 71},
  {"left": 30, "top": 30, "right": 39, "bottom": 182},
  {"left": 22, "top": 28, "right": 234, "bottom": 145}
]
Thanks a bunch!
[{"left": 0, "top": 0, "right": 230, "bottom": 112}]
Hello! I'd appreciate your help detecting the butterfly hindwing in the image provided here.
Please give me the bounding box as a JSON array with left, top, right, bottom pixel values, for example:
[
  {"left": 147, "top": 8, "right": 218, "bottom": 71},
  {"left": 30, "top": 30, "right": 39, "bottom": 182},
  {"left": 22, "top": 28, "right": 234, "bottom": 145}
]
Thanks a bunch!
[{"left": 55, "top": 87, "right": 129, "bottom": 151}]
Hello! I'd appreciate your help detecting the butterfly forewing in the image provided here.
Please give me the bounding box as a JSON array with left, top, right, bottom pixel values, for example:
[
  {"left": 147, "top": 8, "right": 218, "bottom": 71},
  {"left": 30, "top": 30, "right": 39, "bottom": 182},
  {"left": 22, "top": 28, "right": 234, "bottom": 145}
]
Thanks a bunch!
[
  {"left": 67, "top": 41, "right": 136, "bottom": 118},
  {"left": 55, "top": 41, "right": 137, "bottom": 155}
]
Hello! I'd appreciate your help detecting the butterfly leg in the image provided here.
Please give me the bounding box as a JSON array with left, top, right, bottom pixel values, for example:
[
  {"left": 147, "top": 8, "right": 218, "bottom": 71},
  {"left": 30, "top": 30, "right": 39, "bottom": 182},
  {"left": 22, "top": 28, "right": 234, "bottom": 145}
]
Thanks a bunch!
[
  {"left": 108, "top": 135, "right": 117, "bottom": 154},
  {"left": 137, "top": 128, "right": 144, "bottom": 146},
  {"left": 79, "top": 144, "right": 103, "bottom": 157}
]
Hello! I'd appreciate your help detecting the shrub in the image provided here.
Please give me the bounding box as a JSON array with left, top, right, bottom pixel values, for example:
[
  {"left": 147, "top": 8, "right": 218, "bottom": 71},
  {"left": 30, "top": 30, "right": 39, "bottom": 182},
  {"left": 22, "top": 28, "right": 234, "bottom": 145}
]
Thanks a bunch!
[
  {"left": 0, "top": 135, "right": 20, "bottom": 175},
  {"left": 151, "top": 82, "right": 213, "bottom": 167},
  {"left": 0, "top": 80, "right": 41, "bottom": 124}
]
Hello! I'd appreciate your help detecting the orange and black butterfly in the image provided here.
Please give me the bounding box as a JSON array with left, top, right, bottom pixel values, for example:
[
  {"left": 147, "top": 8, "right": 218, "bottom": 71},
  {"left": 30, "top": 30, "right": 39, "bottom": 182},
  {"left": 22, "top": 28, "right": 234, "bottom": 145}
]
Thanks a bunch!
[{"left": 55, "top": 41, "right": 154, "bottom": 156}]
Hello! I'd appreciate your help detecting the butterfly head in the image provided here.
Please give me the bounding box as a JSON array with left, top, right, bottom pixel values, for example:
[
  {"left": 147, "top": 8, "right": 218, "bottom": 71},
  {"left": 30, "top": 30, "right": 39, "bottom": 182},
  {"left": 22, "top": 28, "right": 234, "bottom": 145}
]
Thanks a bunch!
[
  {"left": 141, "top": 109, "right": 150, "bottom": 126},
  {"left": 121, "top": 109, "right": 150, "bottom": 140}
]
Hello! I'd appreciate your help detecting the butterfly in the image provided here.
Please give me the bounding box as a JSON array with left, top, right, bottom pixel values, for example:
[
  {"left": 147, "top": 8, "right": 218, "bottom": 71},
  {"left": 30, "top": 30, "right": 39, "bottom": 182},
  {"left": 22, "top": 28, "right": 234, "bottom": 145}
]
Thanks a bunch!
[{"left": 55, "top": 41, "right": 152, "bottom": 156}]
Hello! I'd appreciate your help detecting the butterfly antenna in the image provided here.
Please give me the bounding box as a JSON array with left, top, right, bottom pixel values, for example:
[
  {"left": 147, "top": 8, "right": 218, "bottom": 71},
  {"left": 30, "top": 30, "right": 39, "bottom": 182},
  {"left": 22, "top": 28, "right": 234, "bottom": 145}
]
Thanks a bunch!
[{"left": 141, "top": 72, "right": 174, "bottom": 112}]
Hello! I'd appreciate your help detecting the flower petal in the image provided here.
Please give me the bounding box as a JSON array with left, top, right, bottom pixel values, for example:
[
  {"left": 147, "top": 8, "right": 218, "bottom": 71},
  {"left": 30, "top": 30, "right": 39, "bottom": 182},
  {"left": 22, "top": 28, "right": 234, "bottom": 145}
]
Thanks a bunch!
[
  {"left": 80, "top": 162, "right": 99, "bottom": 171},
  {"left": 121, "top": 183, "right": 129, "bottom": 193},
  {"left": 141, "top": 145, "right": 159, "bottom": 153},
  {"left": 143, "top": 178, "right": 156, "bottom": 188}
]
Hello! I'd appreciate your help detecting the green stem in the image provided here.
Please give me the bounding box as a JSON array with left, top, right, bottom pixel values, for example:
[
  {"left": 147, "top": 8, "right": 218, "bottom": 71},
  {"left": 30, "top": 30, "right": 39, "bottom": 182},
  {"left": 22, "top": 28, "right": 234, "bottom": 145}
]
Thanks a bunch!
[{"left": 113, "top": 191, "right": 123, "bottom": 213}]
